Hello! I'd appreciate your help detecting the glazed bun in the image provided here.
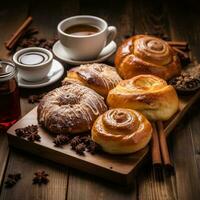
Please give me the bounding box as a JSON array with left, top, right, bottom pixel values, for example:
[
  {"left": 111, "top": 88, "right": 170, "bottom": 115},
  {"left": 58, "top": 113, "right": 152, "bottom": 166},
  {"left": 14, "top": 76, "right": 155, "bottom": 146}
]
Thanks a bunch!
[
  {"left": 115, "top": 35, "right": 181, "bottom": 80},
  {"left": 107, "top": 75, "right": 179, "bottom": 121},
  {"left": 62, "top": 63, "right": 122, "bottom": 97},
  {"left": 92, "top": 108, "right": 152, "bottom": 154},
  {"left": 37, "top": 83, "right": 107, "bottom": 134}
]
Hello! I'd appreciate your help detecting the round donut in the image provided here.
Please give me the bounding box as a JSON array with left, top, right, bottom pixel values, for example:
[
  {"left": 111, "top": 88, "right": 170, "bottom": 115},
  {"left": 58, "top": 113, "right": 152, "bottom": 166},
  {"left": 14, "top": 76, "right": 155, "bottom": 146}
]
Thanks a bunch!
[
  {"left": 107, "top": 74, "right": 179, "bottom": 121},
  {"left": 62, "top": 63, "right": 122, "bottom": 97},
  {"left": 115, "top": 35, "right": 181, "bottom": 80},
  {"left": 37, "top": 83, "right": 108, "bottom": 134},
  {"left": 92, "top": 108, "right": 152, "bottom": 154}
]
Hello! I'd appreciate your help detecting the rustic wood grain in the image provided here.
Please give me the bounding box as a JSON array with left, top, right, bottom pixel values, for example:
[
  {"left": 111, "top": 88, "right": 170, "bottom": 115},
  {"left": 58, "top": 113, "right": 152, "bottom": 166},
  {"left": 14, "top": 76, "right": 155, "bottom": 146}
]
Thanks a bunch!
[
  {"left": 133, "top": 0, "right": 178, "bottom": 199},
  {"left": 67, "top": 169, "right": 136, "bottom": 200},
  {"left": 0, "top": 0, "right": 30, "bottom": 189},
  {"left": 0, "top": 149, "right": 68, "bottom": 200},
  {"left": 6, "top": 107, "right": 149, "bottom": 185},
  {"left": 166, "top": 2, "right": 200, "bottom": 199},
  {"left": 67, "top": 0, "right": 137, "bottom": 198},
  {"left": 1, "top": 0, "right": 200, "bottom": 199},
  {"left": 0, "top": 0, "right": 79, "bottom": 199}
]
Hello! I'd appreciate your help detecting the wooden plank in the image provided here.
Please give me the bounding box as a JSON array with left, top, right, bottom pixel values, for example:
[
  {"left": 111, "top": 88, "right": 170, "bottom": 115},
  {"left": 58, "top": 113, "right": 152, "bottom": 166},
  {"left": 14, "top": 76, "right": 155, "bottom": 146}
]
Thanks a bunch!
[
  {"left": 67, "top": 169, "right": 136, "bottom": 200},
  {"left": 68, "top": 0, "right": 137, "bottom": 198},
  {"left": 165, "top": 1, "right": 200, "bottom": 199},
  {"left": 6, "top": 107, "right": 149, "bottom": 185},
  {"left": 0, "top": 149, "right": 68, "bottom": 200},
  {"left": 133, "top": 0, "right": 170, "bottom": 38},
  {"left": 0, "top": 0, "right": 30, "bottom": 188},
  {"left": 167, "top": 1, "right": 200, "bottom": 199},
  {"left": 0, "top": 0, "right": 79, "bottom": 199},
  {"left": 5, "top": 89, "right": 200, "bottom": 185},
  {"left": 132, "top": 0, "right": 177, "bottom": 199}
]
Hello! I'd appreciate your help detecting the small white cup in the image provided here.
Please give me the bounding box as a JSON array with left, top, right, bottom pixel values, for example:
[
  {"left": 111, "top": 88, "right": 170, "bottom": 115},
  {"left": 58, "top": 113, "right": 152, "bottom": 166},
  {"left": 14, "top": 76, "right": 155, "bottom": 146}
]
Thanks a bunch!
[
  {"left": 13, "top": 47, "right": 53, "bottom": 82},
  {"left": 57, "top": 15, "right": 117, "bottom": 60}
]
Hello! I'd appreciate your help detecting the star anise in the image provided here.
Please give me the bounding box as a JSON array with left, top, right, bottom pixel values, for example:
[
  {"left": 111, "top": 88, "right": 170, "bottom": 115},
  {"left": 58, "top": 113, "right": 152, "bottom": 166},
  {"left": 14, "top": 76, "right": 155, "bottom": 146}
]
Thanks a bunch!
[
  {"left": 4, "top": 173, "right": 21, "bottom": 188},
  {"left": 32, "top": 170, "right": 49, "bottom": 185},
  {"left": 53, "top": 134, "right": 70, "bottom": 147},
  {"left": 70, "top": 136, "right": 82, "bottom": 150},
  {"left": 26, "top": 131, "right": 41, "bottom": 142},
  {"left": 15, "top": 125, "right": 41, "bottom": 142},
  {"left": 75, "top": 143, "right": 86, "bottom": 155},
  {"left": 87, "top": 140, "right": 102, "bottom": 154},
  {"left": 80, "top": 135, "right": 91, "bottom": 145}
]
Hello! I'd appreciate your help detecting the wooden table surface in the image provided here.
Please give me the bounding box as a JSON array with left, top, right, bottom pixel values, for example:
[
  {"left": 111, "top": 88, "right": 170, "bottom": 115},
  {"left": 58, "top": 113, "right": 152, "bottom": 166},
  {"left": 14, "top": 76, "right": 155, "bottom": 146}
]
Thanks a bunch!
[{"left": 0, "top": 0, "right": 200, "bottom": 199}]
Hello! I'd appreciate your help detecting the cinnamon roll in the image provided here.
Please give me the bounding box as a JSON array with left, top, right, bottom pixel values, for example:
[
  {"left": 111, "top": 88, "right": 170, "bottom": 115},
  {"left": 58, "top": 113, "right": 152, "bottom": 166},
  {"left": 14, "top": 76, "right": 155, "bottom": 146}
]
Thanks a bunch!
[
  {"left": 62, "top": 63, "right": 122, "bottom": 97},
  {"left": 115, "top": 35, "right": 181, "bottom": 80},
  {"left": 37, "top": 83, "right": 107, "bottom": 134},
  {"left": 107, "top": 75, "right": 179, "bottom": 121},
  {"left": 92, "top": 108, "right": 152, "bottom": 154}
]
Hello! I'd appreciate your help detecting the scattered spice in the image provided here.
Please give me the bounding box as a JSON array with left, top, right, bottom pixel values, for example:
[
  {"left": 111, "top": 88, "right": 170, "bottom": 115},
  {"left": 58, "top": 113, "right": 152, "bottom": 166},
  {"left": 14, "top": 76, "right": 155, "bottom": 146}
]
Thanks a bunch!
[
  {"left": 53, "top": 134, "right": 70, "bottom": 147},
  {"left": 169, "top": 65, "right": 200, "bottom": 93},
  {"left": 53, "top": 133, "right": 101, "bottom": 155},
  {"left": 15, "top": 125, "right": 41, "bottom": 142},
  {"left": 32, "top": 170, "right": 49, "bottom": 185},
  {"left": 75, "top": 143, "right": 86, "bottom": 155},
  {"left": 8, "top": 26, "right": 58, "bottom": 53},
  {"left": 70, "top": 136, "right": 82, "bottom": 150},
  {"left": 4, "top": 173, "right": 21, "bottom": 188},
  {"left": 87, "top": 140, "right": 102, "bottom": 155},
  {"left": 28, "top": 93, "right": 46, "bottom": 104}
]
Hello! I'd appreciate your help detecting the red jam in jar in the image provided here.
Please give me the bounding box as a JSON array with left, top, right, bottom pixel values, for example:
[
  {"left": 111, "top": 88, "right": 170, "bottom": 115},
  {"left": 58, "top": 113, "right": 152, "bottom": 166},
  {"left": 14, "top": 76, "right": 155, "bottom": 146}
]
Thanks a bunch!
[{"left": 0, "top": 60, "right": 21, "bottom": 130}]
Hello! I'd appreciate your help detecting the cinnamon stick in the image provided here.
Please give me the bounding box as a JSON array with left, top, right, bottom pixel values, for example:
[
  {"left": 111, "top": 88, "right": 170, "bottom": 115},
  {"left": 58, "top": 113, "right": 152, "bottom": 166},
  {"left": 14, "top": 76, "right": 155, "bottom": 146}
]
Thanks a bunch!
[
  {"left": 167, "top": 41, "right": 188, "bottom": 49},
  {"left": 172, "top": 47, "right": 190, "bottom": 60},
  {"left": 157, "top": 121, "right": 173, "bottom": 170},
  {"left": 5, "top": 16, "right": 33, "bottom": 50},
  {"left": 151, "top": 123, "right": 162, "bottom": 167}
]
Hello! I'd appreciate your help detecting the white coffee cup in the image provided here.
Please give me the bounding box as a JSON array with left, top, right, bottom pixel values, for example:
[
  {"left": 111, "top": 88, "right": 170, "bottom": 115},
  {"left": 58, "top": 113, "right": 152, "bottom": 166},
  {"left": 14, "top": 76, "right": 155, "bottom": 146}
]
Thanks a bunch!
[
  {"left": 57, "top": 15, "right": 117, "bottom": 60},
  {"left": 13, "top": 47, "right": 53, "bottom": 82}
]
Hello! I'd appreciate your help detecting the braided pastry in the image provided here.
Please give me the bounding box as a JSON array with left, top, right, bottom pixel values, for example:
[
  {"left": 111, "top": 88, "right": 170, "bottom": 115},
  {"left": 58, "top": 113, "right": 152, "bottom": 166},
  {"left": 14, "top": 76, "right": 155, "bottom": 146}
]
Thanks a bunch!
[
  {"left": 115, "top": 35, "right": 181, "bottom": 80},
  {"left": 92, "top": 108, "right": 152, "bottom": 154},
  {"left": 107, "top": 75, "right": 179, "bottom": 121},
  {"left": 62, "top": 63, "right": 122, "bottom": 97},
  {"left": 37, "top": 83, "right": 107, "bottom": 134}
]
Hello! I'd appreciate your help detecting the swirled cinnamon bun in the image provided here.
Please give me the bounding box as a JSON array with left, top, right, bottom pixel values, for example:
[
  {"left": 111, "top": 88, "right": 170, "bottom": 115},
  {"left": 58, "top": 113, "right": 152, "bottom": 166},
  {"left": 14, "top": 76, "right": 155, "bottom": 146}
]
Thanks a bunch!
[
  {"left": 37, "top": 83, "right": 108, "bottom": 134},
  {"left": 115, "top": 35, "right": 181, "bottom": 80},
  {"left": 107, "top": 75, "right": 179, "bottom": 121},
  {"left": 92, "top": 108, "right": 152, "bottom": 154},
  {"left": 62, "top": 63, "right": 122, "bottom": 97}
]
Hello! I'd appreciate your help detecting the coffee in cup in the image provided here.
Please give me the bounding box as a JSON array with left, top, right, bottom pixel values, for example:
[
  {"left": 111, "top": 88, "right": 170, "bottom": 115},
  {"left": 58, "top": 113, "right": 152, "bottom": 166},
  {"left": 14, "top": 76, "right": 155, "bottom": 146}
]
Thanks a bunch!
[{"left": 57, "top": 15, "right": 117, "bottom": 60}]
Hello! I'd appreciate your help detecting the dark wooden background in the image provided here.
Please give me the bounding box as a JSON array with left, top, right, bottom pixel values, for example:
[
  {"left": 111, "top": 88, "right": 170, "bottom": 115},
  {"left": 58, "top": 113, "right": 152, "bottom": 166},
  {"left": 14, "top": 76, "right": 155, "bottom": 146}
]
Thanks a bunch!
[{"left": 0, "top": 0, "right": 200, "bottom": 199}]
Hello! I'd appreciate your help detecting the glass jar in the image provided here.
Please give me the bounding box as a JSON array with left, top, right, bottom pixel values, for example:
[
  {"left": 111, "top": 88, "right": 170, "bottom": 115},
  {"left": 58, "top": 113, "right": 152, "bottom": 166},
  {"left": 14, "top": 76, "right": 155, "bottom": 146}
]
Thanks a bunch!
[{"left": 0, "top": 60, "right": 21, "bottom": 130}]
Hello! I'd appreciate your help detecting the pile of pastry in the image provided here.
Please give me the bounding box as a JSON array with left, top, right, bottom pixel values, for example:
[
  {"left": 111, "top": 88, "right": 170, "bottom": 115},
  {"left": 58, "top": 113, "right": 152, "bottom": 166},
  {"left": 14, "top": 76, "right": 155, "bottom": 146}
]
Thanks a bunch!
[{"left": 37, "top": 35, "right": 181, "bottom": 155}]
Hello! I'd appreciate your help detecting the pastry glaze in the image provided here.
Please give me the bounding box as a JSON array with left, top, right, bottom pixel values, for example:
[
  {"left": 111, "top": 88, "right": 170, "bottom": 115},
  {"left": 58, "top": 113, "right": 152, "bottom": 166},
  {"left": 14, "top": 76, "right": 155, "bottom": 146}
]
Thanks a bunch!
[
  {"left": 92, "top": 108, "right": 152, "bottom": 154},
  {"left": 37, "top": 83, "right": 107, "bottom": 134},
  {"left": 62, "top": 63, "right": 122, "bottom": 97},
  {"left": 107, "top": 75, "right": 179, "bottom": 121},
  {"left": 115, "top": 35, "right": 181, "bottom": 80}
]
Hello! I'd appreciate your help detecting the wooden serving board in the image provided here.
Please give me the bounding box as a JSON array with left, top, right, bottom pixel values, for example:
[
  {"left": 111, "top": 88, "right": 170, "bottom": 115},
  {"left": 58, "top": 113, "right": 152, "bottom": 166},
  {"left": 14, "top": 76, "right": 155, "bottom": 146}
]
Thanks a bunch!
[{"left": 7, "top": 90, "right": 200, "bottom": 185}]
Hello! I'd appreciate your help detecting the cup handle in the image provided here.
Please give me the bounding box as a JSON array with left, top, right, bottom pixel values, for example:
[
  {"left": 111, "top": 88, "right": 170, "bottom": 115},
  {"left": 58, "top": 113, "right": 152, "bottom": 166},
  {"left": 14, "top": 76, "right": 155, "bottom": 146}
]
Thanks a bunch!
[{"left": 106, "top": 26, "right": 117, "bottom": 45}]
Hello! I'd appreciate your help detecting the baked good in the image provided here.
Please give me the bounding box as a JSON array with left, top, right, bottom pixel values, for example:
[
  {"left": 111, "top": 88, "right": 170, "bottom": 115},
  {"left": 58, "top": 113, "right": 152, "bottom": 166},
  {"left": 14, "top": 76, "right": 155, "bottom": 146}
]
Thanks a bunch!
[
  {"left": 92, "top": 108, "right": 152, "bottom": 154},
  {"left": 115, "top": 35, "right": 181, "bottom": 80},
  {"left": 62, "top": 63, "right": 122, "bottom": 97},
  {"left": 107, "top": 75, "right": 179, "bottom": 121},
  {"left": 37, "top": 83, "right": 107, "bottom": 134}
]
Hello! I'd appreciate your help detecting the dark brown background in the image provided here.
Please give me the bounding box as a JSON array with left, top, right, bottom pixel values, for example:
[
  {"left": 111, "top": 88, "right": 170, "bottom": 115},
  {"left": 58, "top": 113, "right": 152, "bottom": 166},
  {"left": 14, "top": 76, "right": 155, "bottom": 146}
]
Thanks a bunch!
[{"left": 0, "top": 0, "right": 200, "bottom": 199}]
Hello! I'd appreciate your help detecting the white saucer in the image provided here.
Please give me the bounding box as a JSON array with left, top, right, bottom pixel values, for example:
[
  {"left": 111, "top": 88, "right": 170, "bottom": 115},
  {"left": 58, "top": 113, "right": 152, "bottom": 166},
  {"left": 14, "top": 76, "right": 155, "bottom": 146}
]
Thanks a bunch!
[
  {"left": 52, "top": 40, "right": 117, "bottom": 65},
  {"left": 18, "top": 59, "right": 64, "bottom": 88}
]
